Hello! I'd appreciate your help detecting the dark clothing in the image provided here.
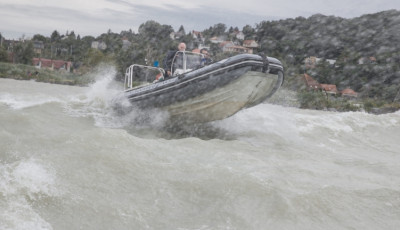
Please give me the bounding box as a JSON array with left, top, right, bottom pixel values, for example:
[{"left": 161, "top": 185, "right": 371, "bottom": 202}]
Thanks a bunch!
[
  {"left": 201, "top": 56, "right": 213, "bottom": 66},
  {"left": 163, "top": 50, "right": 177, "bottom": 77}
]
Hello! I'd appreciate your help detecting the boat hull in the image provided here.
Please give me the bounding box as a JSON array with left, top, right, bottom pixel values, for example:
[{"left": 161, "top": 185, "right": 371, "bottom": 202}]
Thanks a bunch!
[{"left": 164, "top": 70, "right": 282, "bottom": 123}]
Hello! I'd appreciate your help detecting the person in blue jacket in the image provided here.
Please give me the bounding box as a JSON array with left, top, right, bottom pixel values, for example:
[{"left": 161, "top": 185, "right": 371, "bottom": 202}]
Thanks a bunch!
[{"left": 200, "top": 48, "right": 213, "bottom": 66}]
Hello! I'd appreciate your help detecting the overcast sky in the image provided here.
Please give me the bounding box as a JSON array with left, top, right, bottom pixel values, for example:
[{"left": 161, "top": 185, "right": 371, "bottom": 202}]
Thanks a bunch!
[{"left": 1, "top": 0, "right": 400, "bottom": 39}]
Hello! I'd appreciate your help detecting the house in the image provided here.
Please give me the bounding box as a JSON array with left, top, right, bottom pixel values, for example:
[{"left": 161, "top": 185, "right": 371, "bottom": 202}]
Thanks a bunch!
[
  {"left": 169, "top": 32, "right": 175, "bottom": 40},
  {"left": 210, "top": 36, "right": 224, "bottom": 43},
  {"left": 170, "top": 30, "right": 184, "bottom": 40},
  {"left": 226, "top": 45, "right": 252, "bottom": 54},
  {"left": 304, "top": 56, "right": 319, "bottom": 68},
  {"left": 242, "top": 40, "right": 258, "bottom": 54},
  {"left": 358, "top": 57, "right": 377, "bottom": 65},
  {"left": 91, "top": 41, "right": 107, "bottom": 50},
  {"left": 32, "top": 58, "right": 72, "bottom": 72},
  {"left": 219, "top": 41, "right": 251, "bottom": 53},
  {"left": 121, "top": 37, "right": 131, "bottom": 51},
  {"left": 219, "top": 41, "right": 234, "bottom": 49},
  {"left": 33, "top": 41, "right": 44, "bottom": 54},
  {"left": 243, "top": 40, "right": 258, "bottom": 49},
  {"left": 341, "top": 88, "right": 358, "bottom": 97},
  {"left": 198, "top": 44, "right": 210, "bottom": 50},
  {"left": 320, "top": 84, "right": 338, "bottom": 95},
  {"left": 302, "top": 74, "right": 358, "bottom": 99},
  {"left": 304, "top": 56, "right": 336, "bottom": 68},
  {"left": 303, "top": 73, "right": 321, "bottom": 90},
  {"left": 192, "top": 30, "right": 204, "bottom": 42},
  {"left": 326, "top": 59, "right": 337, "bottom": 65},
  {"left": 231, "top": 31, "right": 244, "bottom": 40}
]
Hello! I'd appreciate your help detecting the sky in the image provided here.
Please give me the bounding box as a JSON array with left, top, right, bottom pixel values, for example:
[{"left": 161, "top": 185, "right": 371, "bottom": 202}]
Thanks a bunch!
[{"left": 1, "top": 0, "right": 400, "bottom": 39}]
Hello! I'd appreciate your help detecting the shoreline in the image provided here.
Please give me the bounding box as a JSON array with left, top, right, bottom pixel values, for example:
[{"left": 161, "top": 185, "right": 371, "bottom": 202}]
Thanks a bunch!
[
  {"left": 267, "top": 88, "right": 400, "bottom": 115},
  {"left": 2, "top": 76, "right": 399, "bottom": 115},
  {"left": 1, "top": 73, "right": 91, "bottom": 87}
]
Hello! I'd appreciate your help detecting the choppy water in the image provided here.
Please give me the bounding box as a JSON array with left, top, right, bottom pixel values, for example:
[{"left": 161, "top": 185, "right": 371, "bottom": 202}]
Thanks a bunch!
[{"left": 1, "top": 69, "right": 400, "bottom": 230}]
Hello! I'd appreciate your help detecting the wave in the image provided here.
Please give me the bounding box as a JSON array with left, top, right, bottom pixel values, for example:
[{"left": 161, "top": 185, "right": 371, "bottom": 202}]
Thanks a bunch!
[
  {"left": 1, "top": 76, "right": 399, "bottom": 229},
  {"left": 0, "top": 158, "right": 59, "bottom": 230},
  {"left": 0, "top": 93, "right": 62, "bottom": 110},
  {"left": 62, "top": 65, "right": 173, "bottom": 134}
]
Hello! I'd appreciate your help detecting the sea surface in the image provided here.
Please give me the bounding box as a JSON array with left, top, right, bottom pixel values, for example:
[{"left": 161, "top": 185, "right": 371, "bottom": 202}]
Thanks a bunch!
[{"left": 1, "top": 69, "right": 400, "bottom": 230}]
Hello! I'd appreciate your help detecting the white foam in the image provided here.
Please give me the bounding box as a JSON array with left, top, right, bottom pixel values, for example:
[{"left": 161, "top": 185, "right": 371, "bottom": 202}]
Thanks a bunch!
[
  {"left": 0, "top": 93, "right": 61, "bottom": 110},
  {"left": 0, "top": 159, "right": 58, "bottom": 230},
  {"left": 213, "top": 104, "right": 300, "bottom": 140},
  {"left": 63, "top": 64, "right": 171, "bottom": 130}
]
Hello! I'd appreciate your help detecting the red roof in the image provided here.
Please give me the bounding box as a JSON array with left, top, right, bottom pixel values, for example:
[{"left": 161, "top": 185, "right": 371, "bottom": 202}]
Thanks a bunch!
[
  {"left": 243, "top": 40, "right": 258, "bottom": 47},
  {"left": 192, "top": 30, "right": 202, "bottom": 36},
  {"left": 52, "top": 60, "right": 67, "bottom": 69},
  {"left": 320, "top": 84, "right": 338, "bottom": 93},
  {"left": 341, "top": 88, "right": 358, "bottom": 97},
  {"left": 219, "top": 41, "right": 234, "bottom": 47},
  {"left": 32, "top": 58, "right": 72, "bottom": 70},
  {"left": 32, "top": 58, "right": 52, "bottom": 68},
  {"left": 303, "top": 74, "right": 321, "bottom": 89}
]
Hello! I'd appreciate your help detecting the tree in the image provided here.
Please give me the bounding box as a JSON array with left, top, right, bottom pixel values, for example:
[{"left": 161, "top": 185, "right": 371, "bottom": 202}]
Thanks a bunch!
[
  {"left": 178, "top": 25, "right": 186, "bottom": 35},
  {"left": 84, "top": 48, "right": 111, "bottom": 66},
  {"left": 242, "top": 25, "right": 255, "bottom": 39},
  {"left": 50, "top": 30, "right": 61, "bottom": 42},
  {"left": 138, "top": 20, "right": 173, "bottom": 41},
  {"left": 69, "top": 31, "right": 76, "bottom": 40},
  {"left": 213, "top": 23, "right": 226, "bottom": 36},
  {"left": 0, "top": 46, "right": 8, "bottom": 62},
  {"left": 13, "top": 41, "right": 34, "bottom": 64},
  {"left": 32, "top": 34, "right": 47, "bottom": 43}
]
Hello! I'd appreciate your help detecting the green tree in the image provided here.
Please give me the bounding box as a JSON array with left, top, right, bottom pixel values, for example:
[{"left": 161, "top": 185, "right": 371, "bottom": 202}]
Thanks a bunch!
[
  {"left": 84, "top": 48, "right": 109, "bottom": 66},
  {"left": 209, "top": 23, "right": 226, "bottom": 37},
  {"left": 50, "top": 30, "right": 61, "bottom": 43},
  {"left": 14, "top": 41, "right": 34, "bottom": 64},
  {"left": 32, "top": 34, "right": 47, "bottom": 43},
  {"left": 178, "top": 25, "right": 186, "bottom": 35},
  {"left": 138, "top": 20, "right": 174, "bottom": 42},
  {"left": 242, "top": 25, "right": 255, "bottom": 39},
  {"left": 0, "top": 46, "right": 8, "bottom": 62},
  {"left": 68, "top": 31, "right": 76, "bottom": 40},
  {"left": 313, "top": 59, "right": 334, "bottom": 83}
]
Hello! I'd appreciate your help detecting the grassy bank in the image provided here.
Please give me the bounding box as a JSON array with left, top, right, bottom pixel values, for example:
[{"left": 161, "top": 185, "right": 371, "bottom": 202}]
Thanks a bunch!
[
  {"left": 267, "top": 87, "right": 400, "bottom": 114},
  {"left": 0, "top": 62, "right": 94, "bottom": 86},
  {"left": 297, "top": 90, "right": 400, "bottom": 114}
]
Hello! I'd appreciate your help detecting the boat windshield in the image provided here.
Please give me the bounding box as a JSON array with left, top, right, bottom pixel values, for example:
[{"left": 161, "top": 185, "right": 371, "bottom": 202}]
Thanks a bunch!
[{"left": 171, "top": 51, "right": 204, "bottom": 76}]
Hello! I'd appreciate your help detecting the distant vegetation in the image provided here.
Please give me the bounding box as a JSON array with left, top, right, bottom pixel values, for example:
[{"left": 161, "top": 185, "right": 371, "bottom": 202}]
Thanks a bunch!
[{"left": 1, "top": 10, "right": 400, "bottom": 112}]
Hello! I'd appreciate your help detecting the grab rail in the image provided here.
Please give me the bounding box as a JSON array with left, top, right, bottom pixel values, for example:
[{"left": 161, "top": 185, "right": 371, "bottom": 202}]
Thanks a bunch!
[{"left": 124, "top": 64, "right": 165, "bottom": 90}]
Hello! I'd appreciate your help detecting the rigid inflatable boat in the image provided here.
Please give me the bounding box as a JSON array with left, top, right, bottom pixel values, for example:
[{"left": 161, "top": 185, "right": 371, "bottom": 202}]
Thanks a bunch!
[{"left": 117, "top": 52, "right": 284, "bottom": 123}]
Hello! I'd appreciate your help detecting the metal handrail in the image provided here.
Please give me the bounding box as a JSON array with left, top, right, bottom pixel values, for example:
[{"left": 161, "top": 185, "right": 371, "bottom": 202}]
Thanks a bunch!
[{"left": 124, "top": 64, "right": 165, "bottom": 90}]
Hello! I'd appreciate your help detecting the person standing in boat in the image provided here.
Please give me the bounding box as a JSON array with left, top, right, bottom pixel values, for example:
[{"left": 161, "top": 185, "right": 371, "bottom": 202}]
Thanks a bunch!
[
  {"left": 163, "top": 42, "right": 186, "bottom": 77},
  {"left": 200, "top": 48, "right": 213, "bottom": 66}
]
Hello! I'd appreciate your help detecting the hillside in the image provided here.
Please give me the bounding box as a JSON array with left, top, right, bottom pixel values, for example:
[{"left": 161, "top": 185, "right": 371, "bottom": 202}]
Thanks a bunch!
[{"left": 254, "top": 10, "right": 400, "bottom": 103}]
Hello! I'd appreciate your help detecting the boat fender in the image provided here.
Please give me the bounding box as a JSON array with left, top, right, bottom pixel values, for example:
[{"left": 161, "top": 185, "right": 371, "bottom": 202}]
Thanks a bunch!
[{"left": 259, "top": 53, "right": 269, "bottom": 73}]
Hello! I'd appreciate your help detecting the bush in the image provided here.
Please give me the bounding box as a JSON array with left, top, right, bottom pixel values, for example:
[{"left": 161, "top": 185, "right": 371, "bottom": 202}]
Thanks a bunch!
[
  {"left": 0, "top": 62, "right": 92, "bottom": 86},
  {"left": 298, "top": 90, "right": 329, "bottom": 109}
]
